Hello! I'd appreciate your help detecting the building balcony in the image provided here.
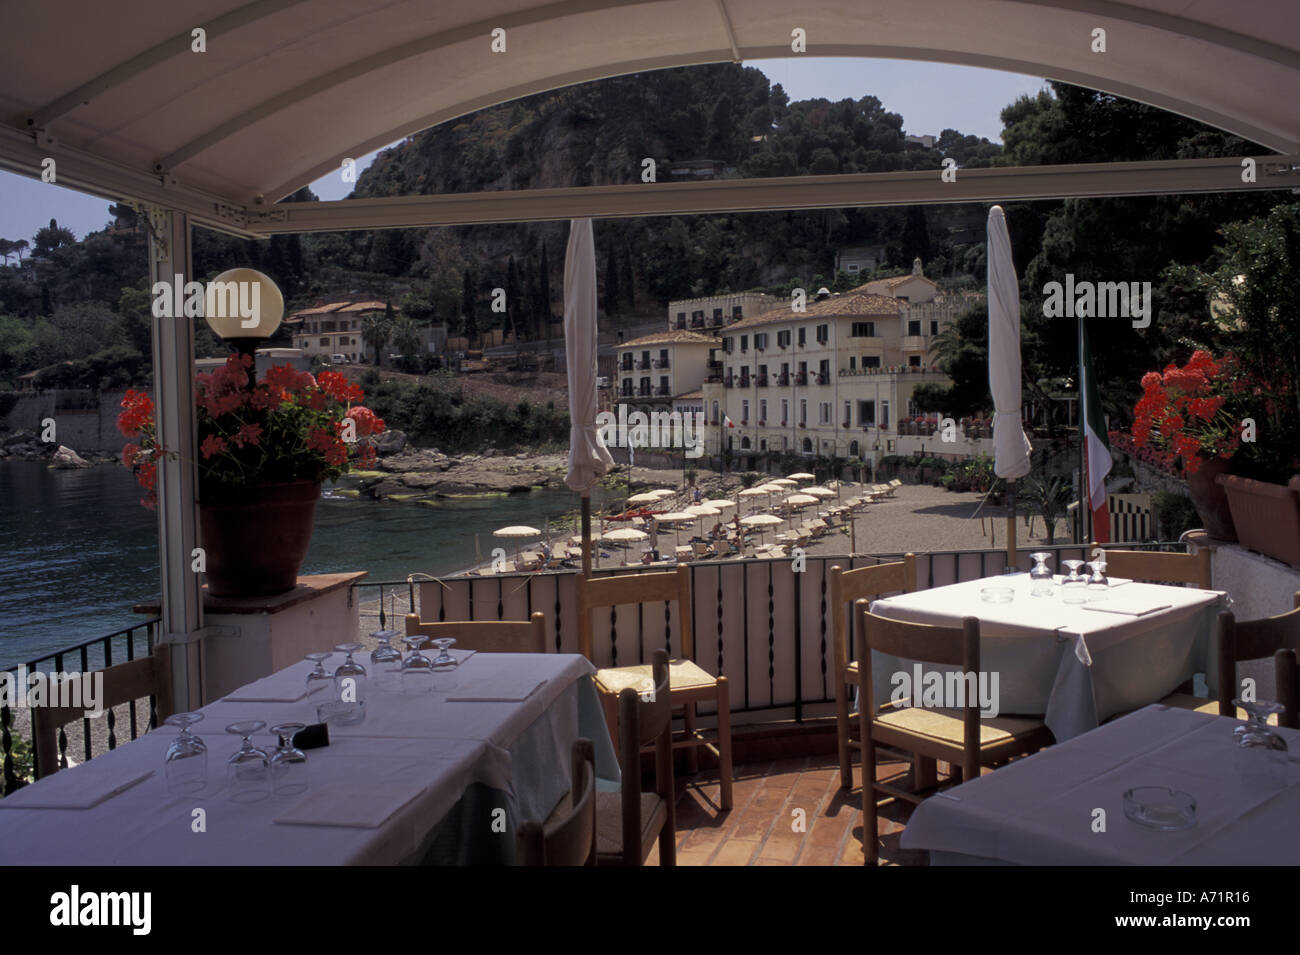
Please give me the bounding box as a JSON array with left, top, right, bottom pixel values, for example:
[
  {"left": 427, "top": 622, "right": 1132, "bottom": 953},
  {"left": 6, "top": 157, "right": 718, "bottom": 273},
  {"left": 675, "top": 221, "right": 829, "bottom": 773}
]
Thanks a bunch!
[
  {"left": 653, "top": 358, "right": 670, "bottom": 369},
  {"left": 777, "top": 373, "right": 790, "bottom": 386},
  {"left": 755, "top": 374, "right": 769, "bottom": 387},
  {"left": 674, "top": 318, "right": 687, "bottom": 330},
  {"left": 902, "top": 335, "right": 928, "bottom": 351},
  {"left": 636, "top": 359, "right": 651, "bottom": 370},
  {"left": 816, "top": 373, "right": 830, "bottom": 385},
  {"left": 638, "top": 386, "right": 652, "bottom": 396},
  {"left": 690, "top": 318, "right": 704, "bottom": 328},
  {"left": 723, "top": 376, "right": 735, "bottom": 389},
  {"left": 655, "top": 385, "right": 670, "bottom": 396},
  {"left": 707, "top": 359, "right": 723, "bottom": 370},
  {"left": 794, "top": 372, "right": 807, "bottom": 386},
  {"left": 739, "top": 376, "right": 751, "bottom": 388}
]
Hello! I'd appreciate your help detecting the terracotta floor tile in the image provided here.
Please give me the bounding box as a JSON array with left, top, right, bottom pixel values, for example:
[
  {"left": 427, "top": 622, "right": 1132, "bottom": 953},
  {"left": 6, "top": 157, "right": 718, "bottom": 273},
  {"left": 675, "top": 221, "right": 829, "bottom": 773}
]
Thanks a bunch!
[
  {"left": 675, "top": 846, "right": 716, "bottom": 866},
  {"left": 729, "top": 808, "right": 777, "bottom": 841},
  {"left": 808, "top": 813, "right": 853, "bottom": 847},
  {"left": 756, "top": 831, "right": 803, "bottom": 864},
  {"left": 798, "top": 845, "right": 841, "bottom": 867},
  {"left": 711, "top": 839, "right": 759, "bottom": 866}
]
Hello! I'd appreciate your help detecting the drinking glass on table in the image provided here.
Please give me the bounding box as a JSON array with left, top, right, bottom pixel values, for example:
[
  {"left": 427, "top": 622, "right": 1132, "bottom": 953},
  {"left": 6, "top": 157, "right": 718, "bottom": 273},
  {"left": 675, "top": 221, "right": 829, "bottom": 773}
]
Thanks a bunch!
[
  {"left": 225, "top": 720, "right": 271, "bottom": 803},
  {"left": 1061, "top": 559, "right": 1088, "bottom": 604},
  {"left": 1232, "top": 699, "right": 1288, "bottom": 791},
  {"left": 430, "top": 638, "right": 460, "bottom": 693},
  {"left": 401, "top": 634, "right": 435, "bottom": 693},
  {"left": 1085, "top": 560, "right": 1109, "bottom": 600},
  {"left": 269, "top": 723, "right": 309, "bottom": 797},
  {"left": 163, "top": 712, "right": 207, "bottom": 795},
  {"left": 304, "top": 651, "right": 333, "bottom": 697},
  {"left": 370, "top": 628, "right": 403, "bottom": 691},
  {"left": 1029, "top": 552, "right": 1055, "bottom": 597},
  {"left": 332, "top": 643, "right": 368, "bottom": 723}
]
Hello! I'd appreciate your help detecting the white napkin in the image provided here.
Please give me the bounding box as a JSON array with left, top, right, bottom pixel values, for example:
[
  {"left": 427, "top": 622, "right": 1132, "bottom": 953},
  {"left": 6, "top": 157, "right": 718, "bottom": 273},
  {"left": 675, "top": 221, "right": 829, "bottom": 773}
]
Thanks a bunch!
[
  {"left": 0, "top": 766, "right": 154, "bottom": 810},
  {"left": 447, "top": 675, "right": 547, "bottom": 703},
  {"left": 1080, "top": 596, "right": 1173, "bottom": 617},
  {"left": 273, "top": 781, "right": 423, "bottom": 829},
  {"left": 225, "top": 677, "right": 325, "bottom": 704}
]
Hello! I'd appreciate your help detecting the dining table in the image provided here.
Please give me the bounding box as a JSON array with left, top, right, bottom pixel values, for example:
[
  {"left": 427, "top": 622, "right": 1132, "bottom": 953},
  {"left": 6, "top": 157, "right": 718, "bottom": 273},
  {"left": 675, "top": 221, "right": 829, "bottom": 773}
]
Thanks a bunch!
[
  {"left": 0, "top": 650, "right": 618, "bottom": 865},
  {"left": 868, "top": 571, "right": 1226, "bottom": 741},
  {"left": 901, "top": 703, "right": 1300, "bottom": 865}
]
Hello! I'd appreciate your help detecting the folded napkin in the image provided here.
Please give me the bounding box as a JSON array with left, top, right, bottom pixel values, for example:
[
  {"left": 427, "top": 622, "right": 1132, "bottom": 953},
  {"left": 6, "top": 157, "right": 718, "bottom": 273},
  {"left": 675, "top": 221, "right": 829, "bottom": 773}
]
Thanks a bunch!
[
  {"left": 1080, "top": 596, "right": 1172, "bottom": 617},
  {"left": 225, "top": 677, "right": 325, "bottom": 704},
  {"left": 0, "top": 766, "right": 154, "bottom": 810},
  {"left": 273, "top": 781, "right": 423, "bottom": 829},
  {"left": 447, "top": 674, "right": 547, "bottom": 703}
]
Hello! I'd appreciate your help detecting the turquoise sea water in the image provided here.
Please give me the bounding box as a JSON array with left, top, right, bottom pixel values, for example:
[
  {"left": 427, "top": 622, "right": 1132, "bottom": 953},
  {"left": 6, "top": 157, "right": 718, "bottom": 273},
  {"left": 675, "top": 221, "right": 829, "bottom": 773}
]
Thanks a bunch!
[{"left": 0, "top": 460, "right": 602, "bottom": 666}]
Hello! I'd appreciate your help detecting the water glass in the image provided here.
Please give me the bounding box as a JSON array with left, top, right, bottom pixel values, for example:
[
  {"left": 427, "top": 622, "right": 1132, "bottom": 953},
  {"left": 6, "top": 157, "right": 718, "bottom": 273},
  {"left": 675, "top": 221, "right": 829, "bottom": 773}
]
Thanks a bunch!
[
  {"left": 304, "top": 651, "right": 333, "bottom": 697},
  {"left": 332, "top": 643, "right": 367, "bottom": 722},
  {"left": 1061, "top": 559, "right": 1088, "bottom": 604},
  {"left": 401, "top": 634, "right": 435, "bottom": 694},
  {"left": 1085, "top": 560, "right": 1109, "bottom": 600},
  {"left": 269, "top": 723, "right": 309, "bottom": 797},
  {"left": 163, "top": 712, "right": 207, "bottom": 796},
  {"left": 1233, "top": 699, "right": 1288, "bottom": 791},
  {"left": 370, "top": 628, "right": 403, "bottom": 691},
  {"left": 1029, "top": 551, "right": 1054, "bottom": 597},
  {"left": 430, "top": 637, "right": 459, "bottom": 693},
  {"left": 225, "top": 720, "right": 271, "bottom": 803}
]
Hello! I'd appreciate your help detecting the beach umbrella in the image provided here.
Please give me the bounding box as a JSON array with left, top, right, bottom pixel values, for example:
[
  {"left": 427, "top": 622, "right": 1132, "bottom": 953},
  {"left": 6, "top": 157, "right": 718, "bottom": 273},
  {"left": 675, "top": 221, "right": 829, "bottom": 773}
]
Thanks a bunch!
[
  {"left": 562, "top": 217, "right": 614, "bottom": 576},
  {"left": 785, "top": 493, "right": 819, "bottom": 506},
  {"left": 738, "top": 487, "right": 769, "bottom": 512},
  {"left": 804, "top": 486, "right": 836, "bottom": 498},
  {"left": 789, "top": 472, "right": 815, "bottom": 481},
  {"left": 740, "top": 512, "right": 783, "bottom": 546},
  {"left": 656, "top": 511, "right": 697, "bottom": 548},
  {"left": 626, "top": 491, "right": 661, "bottom": 505},
  {"left": 493, "top": 524, "right": 542, "bottom": 567},
  {"left": 703, "top": 499, "right": 735, "bottom": 510},
  {"left": 687, "top": 504, "right": 720, "bottom": 517},
  {"left": 987, "top": 205, "right": 1033, "bottom": 566},
  {"left": 770, "top": 478, "right": 797, "bottom": 487},
  {"left": 647, "top": 489, "right": 675, "bottom": 500},
  {"left": 604, "top": 526, "right": 648, "bottom": 545}
]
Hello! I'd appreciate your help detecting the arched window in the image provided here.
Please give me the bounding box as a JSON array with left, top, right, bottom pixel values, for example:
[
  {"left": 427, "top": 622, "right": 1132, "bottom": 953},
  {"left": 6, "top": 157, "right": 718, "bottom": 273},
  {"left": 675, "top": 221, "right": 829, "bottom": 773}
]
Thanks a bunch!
[
  {"left": 849, "top": 440, "right": 859, "bottom": 457},
  {"left": 711, "top": 400, "right": 719, "bottom": 424},
  {"left": 802, "top": 438, "right": 813, "bottom": 454},
  {"left": 741, "top": 437, "right": 751, "bottom": 450}
]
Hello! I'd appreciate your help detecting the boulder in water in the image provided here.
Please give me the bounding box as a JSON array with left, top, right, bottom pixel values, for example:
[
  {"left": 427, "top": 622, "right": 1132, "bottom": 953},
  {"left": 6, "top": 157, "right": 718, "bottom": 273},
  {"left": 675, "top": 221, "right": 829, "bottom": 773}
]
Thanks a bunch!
[{"left": 49, "top": 445, "right": 90, "bottom": 469}]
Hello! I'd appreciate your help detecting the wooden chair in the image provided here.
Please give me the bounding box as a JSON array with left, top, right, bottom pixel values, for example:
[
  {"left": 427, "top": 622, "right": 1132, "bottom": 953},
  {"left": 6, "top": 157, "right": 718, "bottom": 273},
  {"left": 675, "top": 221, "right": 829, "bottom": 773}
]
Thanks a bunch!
[
  {"left": 1162, "top": 594, "right": 1300, "bottom": 717},
  {"left": 1092, "top": 542, "right": 1212, "bottom": 589},
  {"left": 597, "top": 649, "right": 676, "bottom": 866},
  {"left": 404, "top": 611, "right": 547, "bottom": 653},
  {"left": 517, "top": 738, "right": 596, "bottom": 866},
  {"left": 577, "top": 563, "right": 734, "bottom": 811},
  {"left": 1275, "top": 648, "right": 1300, "bottom": 730},
  {"left": 828, "top": 555, "right": 917, "bottom": 790},
  {"left": 33, "top": 644, "right": 173, "bottom": 779},
  {"left": 856, "top": 603, "right": 1053, "bottom": 865}
]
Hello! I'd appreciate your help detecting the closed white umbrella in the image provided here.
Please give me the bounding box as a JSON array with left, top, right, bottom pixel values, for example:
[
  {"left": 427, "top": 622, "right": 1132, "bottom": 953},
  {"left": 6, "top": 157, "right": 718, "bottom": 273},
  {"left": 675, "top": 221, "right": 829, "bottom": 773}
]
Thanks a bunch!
[
  {"left": 563, "top": 217, "right": 614, "bottom": 575},
  {"left": 988, "top": 205, "right": 1033, "bottom": 565}
]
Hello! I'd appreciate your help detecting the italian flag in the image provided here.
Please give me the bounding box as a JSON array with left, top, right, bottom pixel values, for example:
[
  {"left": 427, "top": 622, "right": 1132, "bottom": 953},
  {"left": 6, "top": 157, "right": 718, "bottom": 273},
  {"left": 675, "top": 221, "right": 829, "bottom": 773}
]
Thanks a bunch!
[
  {"left": 723, "top": 414, "right": 737, "bottom": 429},
  {"left": 1080, "top": 321, "right": 1112, "bottom": 543}
]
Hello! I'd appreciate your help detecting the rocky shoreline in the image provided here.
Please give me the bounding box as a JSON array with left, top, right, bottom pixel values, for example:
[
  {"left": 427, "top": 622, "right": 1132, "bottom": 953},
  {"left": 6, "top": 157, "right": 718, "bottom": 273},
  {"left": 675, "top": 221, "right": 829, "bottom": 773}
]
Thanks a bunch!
[{"left": 0, "top": 430, "right": 104, "bottom": 468}]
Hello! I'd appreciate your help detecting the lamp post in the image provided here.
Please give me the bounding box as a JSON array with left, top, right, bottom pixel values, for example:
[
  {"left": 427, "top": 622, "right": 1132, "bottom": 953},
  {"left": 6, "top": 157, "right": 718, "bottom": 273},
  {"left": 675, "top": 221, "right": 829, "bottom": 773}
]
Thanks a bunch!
[{"left": 202, "top": 268, "right": 285, "bottom": 370}]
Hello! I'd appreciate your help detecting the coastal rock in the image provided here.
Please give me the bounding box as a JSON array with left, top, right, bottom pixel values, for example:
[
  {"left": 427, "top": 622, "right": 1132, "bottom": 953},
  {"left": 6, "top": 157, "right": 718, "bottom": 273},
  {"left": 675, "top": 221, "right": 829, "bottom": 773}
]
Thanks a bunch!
[
  {"left": 378, "top": 449, "right": 450, "bottom": 473},
  {"left": 49, "top": 445, "right": 90, "bottom": 469},
  {"left": 2, "top": 431, "right": 34, "bottom": 448},
  {"left": 372, "top": 429, "right": 406, "bottom": 454}
]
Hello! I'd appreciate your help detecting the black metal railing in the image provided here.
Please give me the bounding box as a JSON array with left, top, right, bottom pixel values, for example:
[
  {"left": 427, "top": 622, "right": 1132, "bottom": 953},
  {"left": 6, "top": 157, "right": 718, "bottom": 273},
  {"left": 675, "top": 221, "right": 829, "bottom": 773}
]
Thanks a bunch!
[{"left": 2, "top": 616, "right": 160, "bottom": 795}]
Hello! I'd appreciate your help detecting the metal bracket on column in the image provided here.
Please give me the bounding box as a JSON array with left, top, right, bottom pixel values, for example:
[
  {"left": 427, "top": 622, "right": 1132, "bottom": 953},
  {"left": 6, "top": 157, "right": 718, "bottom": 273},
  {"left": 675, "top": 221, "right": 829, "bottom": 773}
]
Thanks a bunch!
[{"left": 143, "top": 205, "right": 171, "bottom": 264}]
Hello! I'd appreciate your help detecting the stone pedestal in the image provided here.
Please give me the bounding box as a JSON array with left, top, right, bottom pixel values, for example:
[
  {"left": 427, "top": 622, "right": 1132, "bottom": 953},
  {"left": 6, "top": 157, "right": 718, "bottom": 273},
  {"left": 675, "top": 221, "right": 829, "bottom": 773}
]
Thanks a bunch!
[{"left": 136, "top": 572, "right": 367, "bottom": 704}]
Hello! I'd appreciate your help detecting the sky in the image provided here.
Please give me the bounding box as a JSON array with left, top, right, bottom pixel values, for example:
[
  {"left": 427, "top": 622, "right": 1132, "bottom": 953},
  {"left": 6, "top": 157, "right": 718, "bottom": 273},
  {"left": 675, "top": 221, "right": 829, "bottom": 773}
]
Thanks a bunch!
[{"left": 0, "top": 58, "right": 1048, "bottom": 247}]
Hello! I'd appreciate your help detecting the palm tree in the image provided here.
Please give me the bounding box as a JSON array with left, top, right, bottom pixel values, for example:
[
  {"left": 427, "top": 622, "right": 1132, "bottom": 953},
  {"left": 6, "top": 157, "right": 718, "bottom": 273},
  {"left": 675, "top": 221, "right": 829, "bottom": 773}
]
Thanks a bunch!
[
  {"left": 1022, "top": 476, "right": 1072, "bottom": 545},
  {"left": 927, "top": 321, "right": 964, "bottom": 374},
  {"left": 392, "top": 318, "right": 423, "bottom": 364},
  {"left": 362, "top": 310, "right": 394, "bottom": 367}
]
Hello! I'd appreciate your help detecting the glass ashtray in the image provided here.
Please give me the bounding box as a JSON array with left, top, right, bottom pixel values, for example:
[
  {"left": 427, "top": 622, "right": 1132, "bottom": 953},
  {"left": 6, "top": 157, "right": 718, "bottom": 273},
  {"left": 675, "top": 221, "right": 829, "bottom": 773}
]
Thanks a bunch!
[
  {"left": 1122, "top": 786, "right": 1197, "bottom": 831},
  {"left": 979, "top": 585, "right": 1015, "bottom": 603},
  {"left": 316, "top": 700, "right": 366, "bottom": 726}
]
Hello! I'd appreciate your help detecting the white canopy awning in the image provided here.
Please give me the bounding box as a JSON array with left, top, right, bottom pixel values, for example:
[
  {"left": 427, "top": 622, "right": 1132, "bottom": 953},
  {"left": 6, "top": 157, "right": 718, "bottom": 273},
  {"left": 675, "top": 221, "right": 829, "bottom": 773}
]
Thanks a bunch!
[{"left": 3, "top": 0, "right": 1299, "bottom": 231}]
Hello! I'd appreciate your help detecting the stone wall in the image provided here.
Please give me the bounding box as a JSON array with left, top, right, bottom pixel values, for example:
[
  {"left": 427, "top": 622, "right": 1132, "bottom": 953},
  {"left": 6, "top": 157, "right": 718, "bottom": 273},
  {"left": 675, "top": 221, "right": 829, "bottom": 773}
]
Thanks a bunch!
[{"left": 2, "top": 388, "right": 129, "bottom": 454}]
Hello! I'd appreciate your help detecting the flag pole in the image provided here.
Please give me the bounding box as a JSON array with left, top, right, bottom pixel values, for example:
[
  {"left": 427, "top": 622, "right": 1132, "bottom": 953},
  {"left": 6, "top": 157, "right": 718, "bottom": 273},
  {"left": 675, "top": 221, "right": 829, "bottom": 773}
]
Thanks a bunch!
[{"left": 1077, "top": 315, "right": 1089, "bottom": 546}]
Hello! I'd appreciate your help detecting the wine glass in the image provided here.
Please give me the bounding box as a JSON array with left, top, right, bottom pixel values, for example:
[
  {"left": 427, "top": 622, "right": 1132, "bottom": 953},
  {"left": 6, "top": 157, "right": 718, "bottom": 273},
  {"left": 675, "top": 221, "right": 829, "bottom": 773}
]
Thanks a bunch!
[
  {"left": 1061, "top": 559, "right": 1087, "bottom": 604},
  {"left": 1232, "top": 699, "right": 1288, "bottom": 790},
  {"left": 370, "top": 627, "right": 402, "bottom": 691},
  {"left": 1061, "top": 559, "right": 1086, "bottom": 582},
  {"left": 401, "top": 634, "right": 435, "bottom": 693},
  {"left": 332, "top": 643, "right": 367, "bottom": 723},
  {"left": 1029, "top": 552, "right": 1054, "bottom": 597},
  {"left": 269, "top": 723, "right": 309, "bottom": 797},
  {"left": 1085, "top": 560, "right": 1109, "bottom": 600},
  {"left": 225, "top": 720, "right": 271, "bottom": 803},
  {"left": 430, "top": 637, "right": 459, "bottom": 692},
  {"left": 163, "top": 712, "right": 207, "bottom": 795},
  {"left": 304, "top": 651, "right": 333, "bottom": 697}
]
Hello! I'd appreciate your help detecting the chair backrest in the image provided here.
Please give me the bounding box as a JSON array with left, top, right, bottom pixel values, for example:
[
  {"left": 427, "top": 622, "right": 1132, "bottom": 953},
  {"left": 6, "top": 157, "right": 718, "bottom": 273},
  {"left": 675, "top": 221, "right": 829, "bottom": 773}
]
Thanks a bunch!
[
  {"left": 1275, "top": 649, "right": 1299, "bottom": 730},
  {"left": 33, "top": 643, "right": 173, "bottom": 779},
  {"left": 517, "top": 738, "right": 596, "bottom": 866},
  {"left": 1216, "top": 592, "right": 1300, "bottom": 714},
  {"left": 576, "top": 563, "right": 693, "bottom": 663},
  {"left": 1092, "top": 543, "right": 1211, "bottom": 589},
  {"left": 829, "top": 555, "right": 916, "bottom": 673},
  {"left": 856, "top": 603, "right": 981, "bottom": 777},
  {"left": 613, "top": 649, "right": 674, "bottom": 865},
  {"left": 404, "top": 611, "right": 547, "bottom": 653}
]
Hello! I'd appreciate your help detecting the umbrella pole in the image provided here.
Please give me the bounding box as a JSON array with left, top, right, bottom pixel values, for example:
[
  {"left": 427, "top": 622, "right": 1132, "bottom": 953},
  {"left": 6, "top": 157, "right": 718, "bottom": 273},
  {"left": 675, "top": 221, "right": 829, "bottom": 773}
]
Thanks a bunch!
[
  {"left": 581, "top": 494, "right": 592, "bottom": 577},
  {"left": 1006, "top": 478, "right": 1017, "bottom": 569}
]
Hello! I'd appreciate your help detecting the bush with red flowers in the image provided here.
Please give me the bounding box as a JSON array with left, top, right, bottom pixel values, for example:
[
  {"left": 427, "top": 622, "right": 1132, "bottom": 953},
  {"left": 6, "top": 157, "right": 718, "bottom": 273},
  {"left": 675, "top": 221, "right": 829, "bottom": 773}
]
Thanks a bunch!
[
  {"left": 117, "top": 355, "right": 384, "bottom": 507},
  {"left": 1130, "top": 350, "right": 1252, "bottom": 475}
]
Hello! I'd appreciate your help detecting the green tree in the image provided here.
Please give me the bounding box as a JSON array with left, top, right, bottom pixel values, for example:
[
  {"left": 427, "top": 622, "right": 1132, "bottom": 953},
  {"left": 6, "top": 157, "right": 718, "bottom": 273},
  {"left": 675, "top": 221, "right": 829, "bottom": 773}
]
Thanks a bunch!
[{"left": 362, "top": 308, "right": 395, "bottom": 365}]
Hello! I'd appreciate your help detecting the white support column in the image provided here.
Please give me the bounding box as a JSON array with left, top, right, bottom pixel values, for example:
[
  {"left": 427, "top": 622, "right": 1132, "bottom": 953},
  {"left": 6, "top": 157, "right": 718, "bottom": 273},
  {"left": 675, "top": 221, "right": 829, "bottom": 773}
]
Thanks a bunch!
[{"left": 146, "top": 208, "right": 205, "bottom": 710}]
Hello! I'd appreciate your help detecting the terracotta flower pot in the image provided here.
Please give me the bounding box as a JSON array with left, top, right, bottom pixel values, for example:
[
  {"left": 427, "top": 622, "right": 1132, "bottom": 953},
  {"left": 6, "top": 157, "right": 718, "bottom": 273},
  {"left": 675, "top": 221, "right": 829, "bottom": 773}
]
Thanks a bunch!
[
  {"left": 1217, "top": 473, "right": 1300, "bottom": 568},
  {"left": 1185, "top": 457, "right": 1237, "bottom": 541},
  {"left": 199, "top": 480, "right": 321, "bottom": 597}
]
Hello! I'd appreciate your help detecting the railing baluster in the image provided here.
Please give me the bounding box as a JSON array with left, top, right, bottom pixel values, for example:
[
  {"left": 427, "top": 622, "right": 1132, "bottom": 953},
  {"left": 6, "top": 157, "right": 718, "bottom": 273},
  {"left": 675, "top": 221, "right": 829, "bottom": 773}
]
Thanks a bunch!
[
  {"left": 1, "top": 705, "right": 17, "bottom": 794},
  {"left": 126, "top": 627, "right": 138, "bottom": 741}
]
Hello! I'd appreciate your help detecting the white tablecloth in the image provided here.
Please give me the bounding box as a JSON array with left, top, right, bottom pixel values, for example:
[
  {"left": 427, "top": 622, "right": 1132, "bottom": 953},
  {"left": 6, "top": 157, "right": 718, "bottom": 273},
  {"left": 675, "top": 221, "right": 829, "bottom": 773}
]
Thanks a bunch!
[
  {"left": 902, "top": 704, "right": 1300, "bottom": 865},
  {"left": 0, "top": 652, "right": 614, "bottom": 865},
  {"left": 869, "top": 573, "right": 1223, "bottom": 740}
]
